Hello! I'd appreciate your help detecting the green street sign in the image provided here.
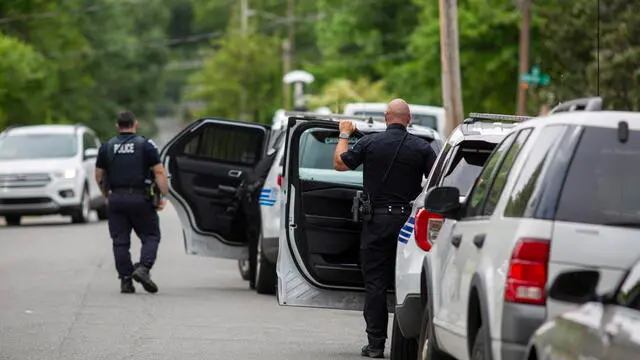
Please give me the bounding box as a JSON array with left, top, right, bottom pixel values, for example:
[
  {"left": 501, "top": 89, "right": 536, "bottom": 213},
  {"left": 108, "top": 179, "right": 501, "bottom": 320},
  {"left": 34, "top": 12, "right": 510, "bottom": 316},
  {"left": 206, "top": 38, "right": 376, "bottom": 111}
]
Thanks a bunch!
[{"left": 520, "top": 65, "right": 551, "bottom": 86}]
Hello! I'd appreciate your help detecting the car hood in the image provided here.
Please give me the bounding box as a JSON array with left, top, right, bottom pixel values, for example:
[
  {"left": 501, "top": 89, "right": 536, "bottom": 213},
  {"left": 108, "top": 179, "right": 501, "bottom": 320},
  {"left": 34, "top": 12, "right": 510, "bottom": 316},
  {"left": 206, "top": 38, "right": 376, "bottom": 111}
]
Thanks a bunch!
[{"left": 0, "top": 158, "right": 79, "bottom": 174}]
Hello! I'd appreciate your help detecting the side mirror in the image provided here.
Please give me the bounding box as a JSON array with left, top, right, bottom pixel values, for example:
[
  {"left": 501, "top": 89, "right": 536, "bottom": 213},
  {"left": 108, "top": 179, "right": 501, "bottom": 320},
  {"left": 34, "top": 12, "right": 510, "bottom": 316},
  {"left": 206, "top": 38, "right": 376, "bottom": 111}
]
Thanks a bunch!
[
  {"left": 424, "top": 186, "right": 461, "bottom": 220},
  {"left": 84, "top": 148, "right": 98, "bottom": 159},
  {"left": 548, "top": 270, "right": 600, "bottom": 304}
]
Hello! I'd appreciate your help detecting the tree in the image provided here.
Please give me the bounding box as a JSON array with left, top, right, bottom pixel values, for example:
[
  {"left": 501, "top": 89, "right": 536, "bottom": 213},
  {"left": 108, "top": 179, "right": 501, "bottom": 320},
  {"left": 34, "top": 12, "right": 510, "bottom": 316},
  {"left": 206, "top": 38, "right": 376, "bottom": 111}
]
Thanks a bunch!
[{"left": 306, "top": 78, "right": 393, "bottom": 113}]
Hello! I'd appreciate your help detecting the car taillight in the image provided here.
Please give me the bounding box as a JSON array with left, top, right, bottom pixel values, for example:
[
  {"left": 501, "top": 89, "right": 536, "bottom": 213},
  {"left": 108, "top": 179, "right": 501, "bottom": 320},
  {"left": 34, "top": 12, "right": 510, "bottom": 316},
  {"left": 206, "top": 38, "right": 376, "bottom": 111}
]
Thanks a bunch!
[
  {"left": 504, "top": 238, "right": 550, "bottom": 305},
  {"left": 277, "top": 174, "right": 282, "bottom": 187},
  {"left": 414, "top": 208, "right": 444, "bottom": 252}
]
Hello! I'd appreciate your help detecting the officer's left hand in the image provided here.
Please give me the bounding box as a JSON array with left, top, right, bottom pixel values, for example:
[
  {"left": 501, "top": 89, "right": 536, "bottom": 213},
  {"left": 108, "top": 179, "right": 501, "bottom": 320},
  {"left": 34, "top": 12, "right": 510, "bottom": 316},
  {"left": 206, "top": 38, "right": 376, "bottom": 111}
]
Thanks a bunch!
[{"left": 339, "top": 120, "right": 356, "bottom": 135}]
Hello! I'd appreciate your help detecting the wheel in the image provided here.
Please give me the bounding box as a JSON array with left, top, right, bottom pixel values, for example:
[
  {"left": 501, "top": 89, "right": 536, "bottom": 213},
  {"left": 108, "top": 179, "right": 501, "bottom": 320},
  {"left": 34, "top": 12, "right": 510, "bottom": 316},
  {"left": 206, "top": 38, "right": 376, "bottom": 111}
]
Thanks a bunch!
[
  {"left": 418, "top": 301, "right": 454, "bottom": 360},
  {"left": 4, "top": 215, "right": 21, "bottom": 226},
  {"left": 471, "top": 325, "right": 488, "bottom": 360},
  {"left": 389, "top": 314, "right": 418, "bottom": 360},
  {"left": 71, "top": 187, "right": 91, "bottom": 224},
  {"left": 238, "top": 260, "right": 251, "bottom": 281},
  {"left": 96, "top": 203, "right": 108, "bottom": 220},
  {"left": 255, "top": 233, "right": 276, "bottom": 295}
]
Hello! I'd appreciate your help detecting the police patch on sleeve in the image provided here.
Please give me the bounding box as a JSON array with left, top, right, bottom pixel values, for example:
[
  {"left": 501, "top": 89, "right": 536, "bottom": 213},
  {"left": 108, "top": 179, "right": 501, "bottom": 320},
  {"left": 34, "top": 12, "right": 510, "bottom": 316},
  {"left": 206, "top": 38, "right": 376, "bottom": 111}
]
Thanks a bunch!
[{"left": 147, "top": 139, "right": 158, "bottom": 150}]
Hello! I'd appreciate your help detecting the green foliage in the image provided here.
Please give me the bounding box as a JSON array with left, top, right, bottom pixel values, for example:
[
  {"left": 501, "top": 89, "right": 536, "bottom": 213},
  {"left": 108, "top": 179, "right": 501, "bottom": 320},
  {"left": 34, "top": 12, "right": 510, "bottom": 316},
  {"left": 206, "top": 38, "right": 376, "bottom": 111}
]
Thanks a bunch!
[{"left": 307, "top": 78, "right": 392, "bottom": 113}]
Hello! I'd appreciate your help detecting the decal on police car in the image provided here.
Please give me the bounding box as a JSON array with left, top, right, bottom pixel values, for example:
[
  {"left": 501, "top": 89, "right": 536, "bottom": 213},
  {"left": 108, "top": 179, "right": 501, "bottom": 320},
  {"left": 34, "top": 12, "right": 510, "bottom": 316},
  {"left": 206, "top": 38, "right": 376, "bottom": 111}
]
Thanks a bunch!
[
  {"left": 259, "top": 188, "right": 278, "bottom": 207},
  {"left": 397, "top": 216, "right": 415, "bottom": 244}
]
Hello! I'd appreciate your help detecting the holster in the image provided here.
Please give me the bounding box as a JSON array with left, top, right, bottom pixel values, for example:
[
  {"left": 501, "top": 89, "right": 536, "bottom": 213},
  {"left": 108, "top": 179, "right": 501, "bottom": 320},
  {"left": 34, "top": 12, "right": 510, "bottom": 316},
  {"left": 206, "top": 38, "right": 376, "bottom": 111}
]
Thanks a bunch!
[{"left": 360, "top": 192, "right": 373, "bottom": 223}]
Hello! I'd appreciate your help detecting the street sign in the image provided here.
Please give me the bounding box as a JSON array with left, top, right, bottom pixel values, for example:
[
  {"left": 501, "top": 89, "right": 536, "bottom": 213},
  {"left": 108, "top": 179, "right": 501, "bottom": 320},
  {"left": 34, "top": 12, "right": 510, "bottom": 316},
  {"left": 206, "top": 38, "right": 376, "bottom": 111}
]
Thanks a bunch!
[{"left": 520, "top": 65, "right": 551, "bottom": 86}]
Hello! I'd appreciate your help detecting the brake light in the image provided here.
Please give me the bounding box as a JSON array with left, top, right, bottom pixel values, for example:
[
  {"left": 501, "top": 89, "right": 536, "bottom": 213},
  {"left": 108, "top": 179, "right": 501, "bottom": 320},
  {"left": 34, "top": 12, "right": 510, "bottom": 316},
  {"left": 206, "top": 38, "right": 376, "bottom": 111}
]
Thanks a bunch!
[
  {"left": 504, "top": 238, "right": 550, "bottom": 305},
  {"left": 277, "top": 174, "right": 283, "bottom": 187},
  {"left": 414, "top": 209, "right": 444, "bottom": 252}
]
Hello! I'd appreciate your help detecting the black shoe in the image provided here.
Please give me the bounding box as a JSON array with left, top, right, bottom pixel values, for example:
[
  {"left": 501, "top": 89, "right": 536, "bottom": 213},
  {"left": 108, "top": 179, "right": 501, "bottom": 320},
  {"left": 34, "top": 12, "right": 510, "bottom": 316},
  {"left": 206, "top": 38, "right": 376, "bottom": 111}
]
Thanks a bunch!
[
  {"left": 361, "top": 345, "right": 384, "bottom": 358},
  {"left": 121, "top": 278, "right": 135, "bottom": 294},
  {"left": 132, "top": 265, "right": 158, "bottom": 293}
]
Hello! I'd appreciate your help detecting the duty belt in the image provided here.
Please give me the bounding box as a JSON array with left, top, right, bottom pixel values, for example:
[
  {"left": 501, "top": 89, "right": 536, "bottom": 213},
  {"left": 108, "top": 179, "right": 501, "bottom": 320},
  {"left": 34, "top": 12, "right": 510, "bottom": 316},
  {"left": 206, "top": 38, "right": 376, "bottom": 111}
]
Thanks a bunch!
[
  {"left": 372, "top": 205, "right": 411, "bottom": 215},
  {"left": 111, "top": 187, "right": 147, "bottom": 195}
]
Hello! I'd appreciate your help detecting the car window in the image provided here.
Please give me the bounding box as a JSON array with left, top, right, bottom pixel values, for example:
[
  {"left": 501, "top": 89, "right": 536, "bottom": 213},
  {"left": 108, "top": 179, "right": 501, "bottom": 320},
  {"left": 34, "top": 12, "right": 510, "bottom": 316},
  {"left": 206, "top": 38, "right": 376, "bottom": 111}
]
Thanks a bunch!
[
  {"left": 465, "top": 131, "right": 517, "bottom": 218},
  {"left": 504, "top": 125, "right": 568, "bottom": 218},
  {"left": 481, "top": 129, "right": 532, "bottom": 216},
  {"left": 616, "top": 260, "right": 640, "bottom": 310},
  {"left": 352, "top": 110, "right": 438, "bottom": 131},
  {"left": 298, "top": 128, "right": 364, "bottom": 184},
  {"left": 182, "top": 125, "right": 265, "bottom": 166},
  {"left": 426, "top": 142, "right": 452, "bottom": 189},
  {"left": 83, "top": 132, "right": 96, "bottom": 151},
  {"left": 0, "top": 133, "right": 78, "bottom": 160},
  {"left": 555, "top": 126, "right": 640, "bottom": 226},
  {"left": 439, "top": 141, "right": 496, "bottom": 197}
]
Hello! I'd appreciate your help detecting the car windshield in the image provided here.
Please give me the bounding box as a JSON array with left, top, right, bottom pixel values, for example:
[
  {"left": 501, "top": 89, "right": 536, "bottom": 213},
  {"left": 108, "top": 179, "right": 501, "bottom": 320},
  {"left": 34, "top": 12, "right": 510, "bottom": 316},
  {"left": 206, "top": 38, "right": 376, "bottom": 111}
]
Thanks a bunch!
[
  {"left": 353, "top": 111, "right": 438, "bottom": 130},
  {"left": 0, "top": 133, "right": 78, "bottom": 160},
  {"left": 555, "top": 126, "right": 640, "bottom": 226},
  {"left": 441, "top": 142, "right": 496, "bottom": 196}
]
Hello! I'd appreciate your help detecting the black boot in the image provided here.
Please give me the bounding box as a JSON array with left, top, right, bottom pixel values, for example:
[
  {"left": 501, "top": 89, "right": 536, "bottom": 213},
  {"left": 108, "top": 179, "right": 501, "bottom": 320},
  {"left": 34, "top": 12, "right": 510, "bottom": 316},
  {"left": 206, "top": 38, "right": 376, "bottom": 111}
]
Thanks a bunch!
[
  {"left": 132, "top": 265, "right": 158, "bottom": 293},
  {"left": 361, "top": 344, "right": 384, "bottom": 358},
  {"left": 121, "top": 277, "right": 135, "bottom": 294}
]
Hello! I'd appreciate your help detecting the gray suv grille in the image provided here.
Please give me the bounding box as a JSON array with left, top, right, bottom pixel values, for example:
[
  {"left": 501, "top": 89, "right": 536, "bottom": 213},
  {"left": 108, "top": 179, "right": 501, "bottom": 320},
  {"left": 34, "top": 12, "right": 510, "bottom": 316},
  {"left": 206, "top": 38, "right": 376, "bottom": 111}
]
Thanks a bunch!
[{"left": 0, "top": 173, "right": 52, "bottom": 188}]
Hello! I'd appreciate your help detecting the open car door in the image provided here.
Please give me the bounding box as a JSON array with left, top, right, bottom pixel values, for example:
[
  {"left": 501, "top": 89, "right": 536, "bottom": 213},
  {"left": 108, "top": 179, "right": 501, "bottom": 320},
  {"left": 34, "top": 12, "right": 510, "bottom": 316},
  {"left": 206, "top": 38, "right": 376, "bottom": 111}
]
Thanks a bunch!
[
  {"left": 161, "top": 118, "right": 270, "bottom": 260},
  {"left": 277, "top": 116, "right": 386, "bottom": 311}
]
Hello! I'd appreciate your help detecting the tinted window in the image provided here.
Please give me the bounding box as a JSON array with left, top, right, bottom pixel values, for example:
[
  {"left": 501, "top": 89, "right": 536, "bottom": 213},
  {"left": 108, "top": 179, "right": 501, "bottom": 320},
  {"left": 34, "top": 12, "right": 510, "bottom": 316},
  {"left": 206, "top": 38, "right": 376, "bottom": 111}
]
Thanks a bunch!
[
  {"left": 440, "top": 141, "right": 496, "bottom": 197},
  {"left": 617, "top": 260, "right": 640, "bottom": 310},
  {"left": 482, "top": 129, "right": 532, "bottom": 216},
  {"left": 555, "top": 126, "right": 640, "bottom": 226},
  {"left": 426, "top": 142, "right": 452, "bottom": 189},
  {"left": 465, "top": 132, "right": 517, "bottom": 218},
  {"left": 0, "top": 133, "right": 78, "bottom": 160},
  {"left": 83, "top": 132, "right": 97, "bottom": 151},
  {"left": 505, "top": 125, "right": 568, "bottom": 218},
  {"left": 183, "top": 125, "right": 264, "bottom": 166},
  {"left": 299, "top": 129, "right": 363, "bottom": 171}
]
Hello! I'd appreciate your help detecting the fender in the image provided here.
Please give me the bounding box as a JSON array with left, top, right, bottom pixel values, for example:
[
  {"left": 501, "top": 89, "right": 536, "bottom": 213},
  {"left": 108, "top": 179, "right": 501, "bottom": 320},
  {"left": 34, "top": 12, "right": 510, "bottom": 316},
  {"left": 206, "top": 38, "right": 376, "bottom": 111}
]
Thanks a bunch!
[
  {"left": 421, "top": 256, "right": 443, "bottom": 349},
  {"left": 469, "top": 273, "right": 494, "bottom": 360}
]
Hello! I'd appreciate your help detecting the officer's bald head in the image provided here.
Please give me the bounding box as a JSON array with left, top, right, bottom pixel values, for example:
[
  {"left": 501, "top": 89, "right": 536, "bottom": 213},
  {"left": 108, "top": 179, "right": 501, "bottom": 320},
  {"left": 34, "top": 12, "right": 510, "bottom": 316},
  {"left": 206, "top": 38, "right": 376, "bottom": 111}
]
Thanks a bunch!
[
  {"left": 116, "top": 110, "right": 138, "bottom": 132},
  {"left": 384, "top": 99, "right": 411, "bottom": 126}
]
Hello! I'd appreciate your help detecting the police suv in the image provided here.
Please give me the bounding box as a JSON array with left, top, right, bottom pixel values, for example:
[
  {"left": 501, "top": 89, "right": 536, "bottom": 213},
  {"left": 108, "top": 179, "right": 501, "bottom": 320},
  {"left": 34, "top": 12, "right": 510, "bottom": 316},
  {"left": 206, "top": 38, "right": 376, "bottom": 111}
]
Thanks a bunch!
[
  {"left": 0, "top": 124, "right": 107, "bottom": 225},
  {"left": 419, "top": 97, "right": 640, "bottom": 360},
  {"left": 390, "top": 113, "right": 528, "bottom": 359},
  {"left": 160, "top": 113, "right": 442, "bottom": 297}
]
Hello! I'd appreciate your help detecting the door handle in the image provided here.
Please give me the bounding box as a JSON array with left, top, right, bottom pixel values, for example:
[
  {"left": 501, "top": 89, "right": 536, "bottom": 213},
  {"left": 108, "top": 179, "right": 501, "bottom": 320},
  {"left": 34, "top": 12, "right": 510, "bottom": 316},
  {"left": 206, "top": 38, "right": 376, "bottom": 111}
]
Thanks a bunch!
[
  {"left": 473, "top": 234, "right": 486, "bottom": 249},
  {"left": 228, "top": 170, "right": 243, "bottom": 178},
  {"left": 451, "top": 235, "right": 462, "bottom": 248}
]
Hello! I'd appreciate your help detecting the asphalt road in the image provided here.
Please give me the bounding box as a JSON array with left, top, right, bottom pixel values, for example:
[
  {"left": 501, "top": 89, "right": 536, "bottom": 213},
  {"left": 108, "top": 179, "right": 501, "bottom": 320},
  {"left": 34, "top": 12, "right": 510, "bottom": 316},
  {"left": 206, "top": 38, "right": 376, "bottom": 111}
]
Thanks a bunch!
[{"left": 0, "top": 205, "right": 376, "bottom": 360}]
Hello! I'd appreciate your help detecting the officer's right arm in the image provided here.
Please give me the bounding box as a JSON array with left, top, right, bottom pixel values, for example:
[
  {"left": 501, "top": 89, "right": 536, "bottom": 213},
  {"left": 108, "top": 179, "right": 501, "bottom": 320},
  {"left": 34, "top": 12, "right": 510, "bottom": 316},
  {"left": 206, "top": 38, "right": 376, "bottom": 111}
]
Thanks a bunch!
[
  {"left": 336, "top": 137, "right": 367, "bottom": 171},
  {"left": 144, "top": 140, "right": 169, "bottom": 197}
]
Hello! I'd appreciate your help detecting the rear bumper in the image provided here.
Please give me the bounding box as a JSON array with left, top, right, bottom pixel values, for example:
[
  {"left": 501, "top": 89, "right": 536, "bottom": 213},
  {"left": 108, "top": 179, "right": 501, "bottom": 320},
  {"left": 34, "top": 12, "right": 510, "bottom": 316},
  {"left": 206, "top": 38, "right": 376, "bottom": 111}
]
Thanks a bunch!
[
  {"left": 261, "top": 236, "right": 279, "bottom": 263},
  {"left": 499, "top": 302, "right": 545, "bottom": 360},
  {"left": 395, "top": 294, "right": 422, "bottom": 339}
]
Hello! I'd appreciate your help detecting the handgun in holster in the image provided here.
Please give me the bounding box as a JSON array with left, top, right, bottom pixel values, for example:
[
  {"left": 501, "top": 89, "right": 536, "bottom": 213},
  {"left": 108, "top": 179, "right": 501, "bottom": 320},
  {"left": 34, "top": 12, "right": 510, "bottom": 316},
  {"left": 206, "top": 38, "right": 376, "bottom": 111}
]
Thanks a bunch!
[{"left": 352, "top": 191, "right": 373, "bottom": 223}]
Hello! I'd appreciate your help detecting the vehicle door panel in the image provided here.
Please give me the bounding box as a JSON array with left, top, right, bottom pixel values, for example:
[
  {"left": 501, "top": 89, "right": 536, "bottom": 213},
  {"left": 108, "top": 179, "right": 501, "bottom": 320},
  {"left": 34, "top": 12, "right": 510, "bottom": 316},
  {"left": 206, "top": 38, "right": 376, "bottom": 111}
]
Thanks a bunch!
[{"left": 161, "top": 118, "right": 270, "bottom": 260}]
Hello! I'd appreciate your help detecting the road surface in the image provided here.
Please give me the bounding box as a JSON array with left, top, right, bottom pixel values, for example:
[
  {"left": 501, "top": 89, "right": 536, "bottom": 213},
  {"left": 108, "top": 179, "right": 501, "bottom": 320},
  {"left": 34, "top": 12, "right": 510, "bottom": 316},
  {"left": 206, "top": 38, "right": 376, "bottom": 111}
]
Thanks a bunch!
[{"left": 0, "top": 205, "right": 376, "bottom": 360}]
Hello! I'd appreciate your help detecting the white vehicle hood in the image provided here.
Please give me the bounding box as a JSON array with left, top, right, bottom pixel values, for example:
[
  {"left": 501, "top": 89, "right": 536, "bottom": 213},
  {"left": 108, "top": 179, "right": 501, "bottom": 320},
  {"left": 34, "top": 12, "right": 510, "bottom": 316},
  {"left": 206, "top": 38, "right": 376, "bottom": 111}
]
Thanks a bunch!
[{"left": 0, "top": 158, "right": 79, "bottom": 174}]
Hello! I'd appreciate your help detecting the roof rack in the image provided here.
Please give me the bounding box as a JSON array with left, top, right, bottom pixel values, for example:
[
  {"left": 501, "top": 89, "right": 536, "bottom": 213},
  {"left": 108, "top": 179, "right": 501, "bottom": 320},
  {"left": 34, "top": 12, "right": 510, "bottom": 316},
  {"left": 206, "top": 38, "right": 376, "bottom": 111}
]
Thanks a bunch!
[
  {"left": 464, "top": 112, "right": 533, "bottom": 124},
  {"left": 548, "top": 96, "right": 603, "bottom": 114},
  {"left": 284, "top": 111, "right": 385, "bottom": 122}
]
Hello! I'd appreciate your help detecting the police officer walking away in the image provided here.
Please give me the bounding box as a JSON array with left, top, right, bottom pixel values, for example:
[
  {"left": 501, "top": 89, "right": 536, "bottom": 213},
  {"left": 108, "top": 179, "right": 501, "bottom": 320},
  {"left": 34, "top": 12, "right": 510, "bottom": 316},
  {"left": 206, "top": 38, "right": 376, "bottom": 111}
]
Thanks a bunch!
[
  {"left": 95, "top": 110, "right": 169, "bottom": 294},
  {"left": 334, "top": 99, "right": 437, "bottom": 358}
]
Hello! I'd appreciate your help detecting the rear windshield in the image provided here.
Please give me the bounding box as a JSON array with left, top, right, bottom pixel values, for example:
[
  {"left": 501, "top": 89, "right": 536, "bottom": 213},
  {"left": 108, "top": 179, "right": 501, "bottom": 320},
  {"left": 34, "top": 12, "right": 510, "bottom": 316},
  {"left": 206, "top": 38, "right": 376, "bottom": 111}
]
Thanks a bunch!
[
  {"left": 555, "top": 126, "right": 640, "bottom": 226},
  {"left": 440, "top": 142, "right": 496, "bottom": 196}
]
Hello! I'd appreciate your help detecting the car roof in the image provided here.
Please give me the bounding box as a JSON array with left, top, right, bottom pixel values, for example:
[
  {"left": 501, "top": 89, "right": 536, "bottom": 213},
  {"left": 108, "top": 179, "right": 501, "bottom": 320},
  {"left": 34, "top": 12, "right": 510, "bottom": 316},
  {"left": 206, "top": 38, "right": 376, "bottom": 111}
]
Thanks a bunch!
[
  {"left": 1, "top": 124, "right": 82, "bottom": 136},
  {"left": 513, "top": 110, "right": 640, "bottom": 131}
]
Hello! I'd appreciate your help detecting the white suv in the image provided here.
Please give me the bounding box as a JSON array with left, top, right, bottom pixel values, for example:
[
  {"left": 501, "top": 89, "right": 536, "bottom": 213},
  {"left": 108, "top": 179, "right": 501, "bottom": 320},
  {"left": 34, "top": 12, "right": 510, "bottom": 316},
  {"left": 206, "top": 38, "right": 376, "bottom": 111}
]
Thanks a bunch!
[
  {"left": 419, "top": 97, "right": 640, "bottom": 360},
  {"left": 391, "top": 113, "right": 527, "bottom": 359},
  {"left": 0, "top": 124, "right": 107, "bottom": 226}
]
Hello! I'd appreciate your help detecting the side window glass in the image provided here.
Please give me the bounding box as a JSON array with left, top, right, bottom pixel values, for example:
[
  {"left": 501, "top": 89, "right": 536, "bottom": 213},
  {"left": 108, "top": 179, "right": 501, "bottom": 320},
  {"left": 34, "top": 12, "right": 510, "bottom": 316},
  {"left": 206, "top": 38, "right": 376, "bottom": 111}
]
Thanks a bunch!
[
  {"left": 465, "top": 132, "right": 517, "bottom": 218},
  {"left": 182, "top": 125, "right": 265, "bottom": 166},
  {"left": 482, "top": 129, "right": 532, "bottom": 216},
  {"left": 427, "top": 142, "right": 452, "bottom": 189},
  {"left": 83, "top": 133, "right": 94, "bottom": 151},
  {"left": 298, "top": 128, "right": 363, "bottom": 185},
  {"left": 617, "top": 261, "right": 640, "bottom": 310},
  {"left": 504, "top": 125, "right": 568, "bottom": 218}
]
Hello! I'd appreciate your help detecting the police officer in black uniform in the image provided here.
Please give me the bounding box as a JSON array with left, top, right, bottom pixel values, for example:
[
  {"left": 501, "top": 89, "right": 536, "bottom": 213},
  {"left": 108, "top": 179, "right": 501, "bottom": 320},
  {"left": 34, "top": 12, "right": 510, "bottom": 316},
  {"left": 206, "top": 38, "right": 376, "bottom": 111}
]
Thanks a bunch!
[
  {"left": 95, "top": 111, "right": 169, "bottom": 294},
  {"left": 334, "top": 99, "right": 437, "bottom": 358}
]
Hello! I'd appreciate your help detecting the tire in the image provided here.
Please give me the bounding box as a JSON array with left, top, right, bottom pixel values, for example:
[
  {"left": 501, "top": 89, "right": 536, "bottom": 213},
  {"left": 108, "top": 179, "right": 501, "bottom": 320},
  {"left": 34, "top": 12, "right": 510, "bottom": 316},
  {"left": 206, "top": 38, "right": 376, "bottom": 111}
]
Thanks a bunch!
[
  {"left": 71, "top": 187, "right": 91, "bottom": 224},
  {"left": 96, "top": 203, "right": 108, "bottom": 220},
  {"left": 471, "top": 325, "right": 488, "bottom": 360},
  {"left": 389, "top": 314, "right": 418, "bottom": 360},
  {"left": 417, "top": 301, "right": 454, "bottom": 360},
  {"left": 4, "top": 215, "right": 21, "bottom": 226},
  {"left": 238, "top": 260, "right": 251, "bottom": 281},
  {"left": 255, "top": 233, "right": 276, "bottom": 295}
]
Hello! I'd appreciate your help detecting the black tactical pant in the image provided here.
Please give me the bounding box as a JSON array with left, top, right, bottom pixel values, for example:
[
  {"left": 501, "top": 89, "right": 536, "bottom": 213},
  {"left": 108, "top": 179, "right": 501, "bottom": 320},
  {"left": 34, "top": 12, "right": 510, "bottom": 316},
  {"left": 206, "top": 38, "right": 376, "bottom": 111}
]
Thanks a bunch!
[
  {"left": 360, "top": 213, "right": 408, "bottom": 348},
  {"left": 107, "top": 192, "right": 161, "bottom": 279}
]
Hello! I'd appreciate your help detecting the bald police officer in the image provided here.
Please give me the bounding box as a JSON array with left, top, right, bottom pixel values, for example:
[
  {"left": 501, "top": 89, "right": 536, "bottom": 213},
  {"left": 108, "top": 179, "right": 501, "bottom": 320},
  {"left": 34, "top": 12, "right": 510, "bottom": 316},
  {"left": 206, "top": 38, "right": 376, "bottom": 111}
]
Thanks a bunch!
[
  {"left": 334, "top": 99, "right": 437, "bottom": 358},
  {"left": 95, "top": 111, "right": 169, "bottom": 294}
]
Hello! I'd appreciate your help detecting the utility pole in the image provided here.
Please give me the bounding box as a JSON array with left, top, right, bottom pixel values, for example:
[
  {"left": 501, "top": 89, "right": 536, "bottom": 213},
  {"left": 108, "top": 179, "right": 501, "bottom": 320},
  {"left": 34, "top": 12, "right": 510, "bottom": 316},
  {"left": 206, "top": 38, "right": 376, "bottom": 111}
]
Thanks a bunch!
[
  {"left": 516, "top": 0, "right": 531, "bottom": 115},
  {"left": 240, "top": 0, "right": 248, "bottom": 120},
  {"left": 282, "top": 0, "right": 295, "bottom": 109},
  {"left": 439, "top": 0, "right": 464, "bottom": 138}
]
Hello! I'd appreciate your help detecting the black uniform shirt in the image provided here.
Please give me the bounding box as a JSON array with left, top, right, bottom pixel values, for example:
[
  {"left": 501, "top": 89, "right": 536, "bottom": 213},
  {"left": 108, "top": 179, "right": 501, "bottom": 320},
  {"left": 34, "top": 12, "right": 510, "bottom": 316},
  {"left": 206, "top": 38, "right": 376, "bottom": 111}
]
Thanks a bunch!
[
  {"left": 95, "top": 132, "right": 161, "bottom": 189},
  {"left": 341, "top": 124, "right": 437, "bottom": 207}
]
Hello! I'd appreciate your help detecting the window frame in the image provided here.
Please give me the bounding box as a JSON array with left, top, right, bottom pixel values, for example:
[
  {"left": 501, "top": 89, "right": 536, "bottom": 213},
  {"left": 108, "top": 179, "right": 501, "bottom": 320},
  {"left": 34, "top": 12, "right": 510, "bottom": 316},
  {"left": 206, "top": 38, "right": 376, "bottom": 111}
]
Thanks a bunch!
[{"left": 181, "top": 124, "right": 266, "bottom": 167}]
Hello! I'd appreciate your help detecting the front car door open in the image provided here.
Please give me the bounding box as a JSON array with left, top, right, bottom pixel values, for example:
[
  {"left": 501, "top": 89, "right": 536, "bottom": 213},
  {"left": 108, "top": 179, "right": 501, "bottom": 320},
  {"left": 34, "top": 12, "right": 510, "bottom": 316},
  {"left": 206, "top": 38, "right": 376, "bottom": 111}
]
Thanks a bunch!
[{"left": 161, "top": 118, "right": 270, "bottom": 260}]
